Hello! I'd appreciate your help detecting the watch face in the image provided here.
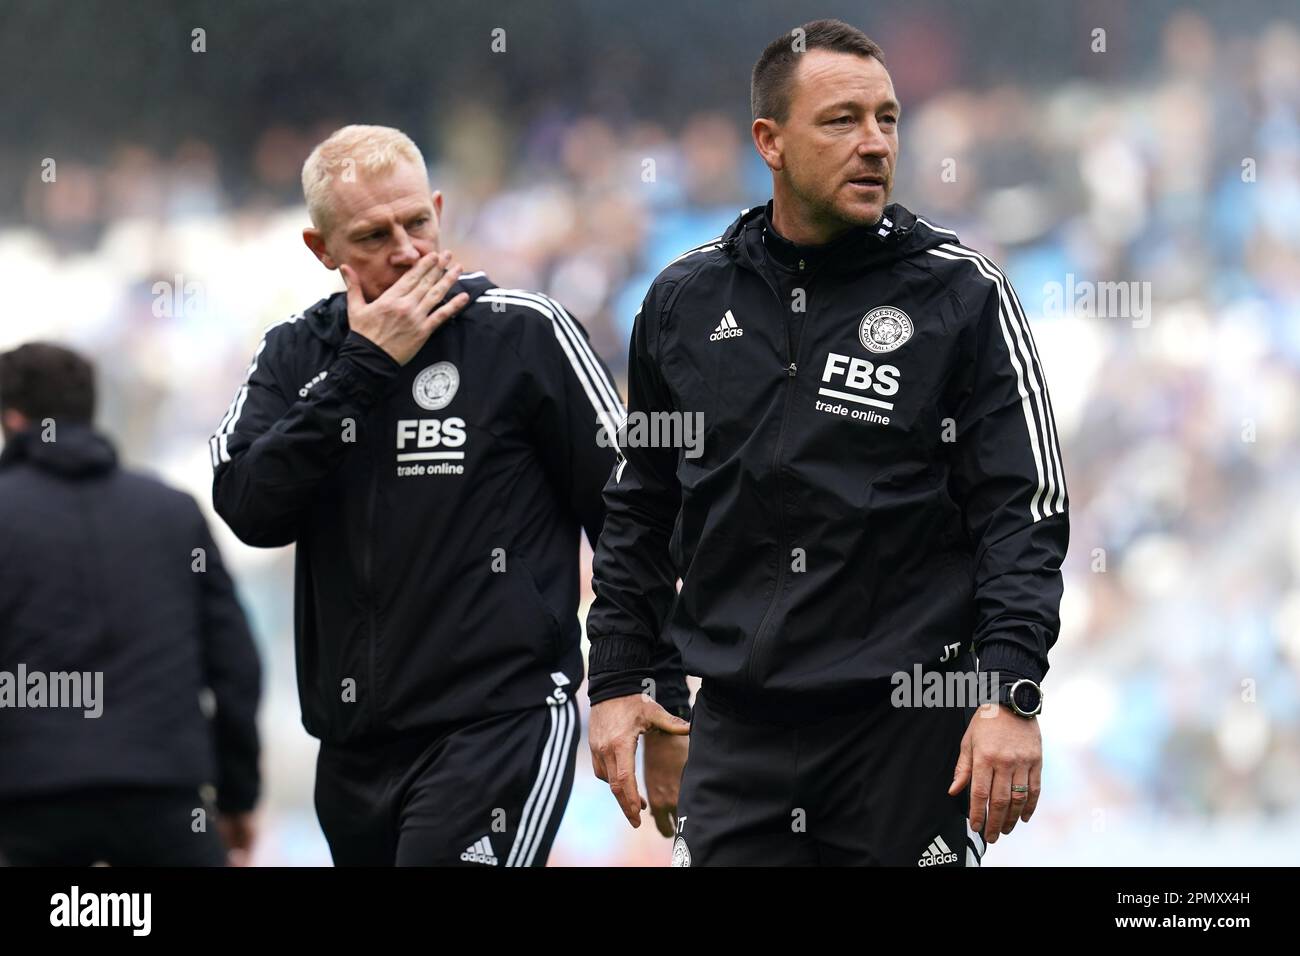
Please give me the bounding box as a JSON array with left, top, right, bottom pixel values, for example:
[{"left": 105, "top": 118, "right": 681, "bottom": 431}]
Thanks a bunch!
[{"left": 1011, "top": 681, "right": 1041, "bottom": 714}]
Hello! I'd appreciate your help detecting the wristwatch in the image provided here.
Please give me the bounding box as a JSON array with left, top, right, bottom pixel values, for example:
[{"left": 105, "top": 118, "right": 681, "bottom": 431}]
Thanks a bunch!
[{"left": 996, "top": 677, "right": 1044, "bottom": 718}]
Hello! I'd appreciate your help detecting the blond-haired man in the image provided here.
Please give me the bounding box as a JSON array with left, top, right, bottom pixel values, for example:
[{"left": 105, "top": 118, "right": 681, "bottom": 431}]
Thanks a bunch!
[{"left": 211, "top": 125, "right": 688, "bottom": 865}]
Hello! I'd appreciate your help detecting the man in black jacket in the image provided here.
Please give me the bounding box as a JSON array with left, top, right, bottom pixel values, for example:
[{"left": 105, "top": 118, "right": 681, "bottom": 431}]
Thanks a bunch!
[
  {"left": 0, "top": 343, "right": 261, "bottom": 866},
  {"left": 210, "top": 125, "right": 688, "bottom": 865},
  {"left": 587, "top": 21, "right": 1070, "bottom": 866}
]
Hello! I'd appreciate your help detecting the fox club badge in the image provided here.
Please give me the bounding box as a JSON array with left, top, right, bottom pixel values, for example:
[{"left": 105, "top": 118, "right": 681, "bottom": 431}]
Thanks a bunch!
[
  {"left": 671, "top": 834, "right": 692, "bottom": 867},
  {"left": 413, "top": 361, "right": 459, "bottom": 410},
  {"left": 859, "top": 306, "right": 913, "bottom": 354}
]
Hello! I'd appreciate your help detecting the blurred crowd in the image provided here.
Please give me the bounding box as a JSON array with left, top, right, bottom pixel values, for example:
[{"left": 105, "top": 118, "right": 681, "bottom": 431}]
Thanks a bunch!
[{"left": 2, "top": 8, "right": 1299, "bottom": 865}]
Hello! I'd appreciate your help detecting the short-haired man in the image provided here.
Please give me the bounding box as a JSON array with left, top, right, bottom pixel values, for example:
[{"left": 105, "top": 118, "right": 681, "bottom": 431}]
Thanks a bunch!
[
  {"left": 211, "top": 125, "right": 688, "bottom": 865},
  {"left": 0, "top": 342, "right": 261, "bottom": 866},
  {"left": 587, "top": 21, "right": 1069, "bottom": 866}
]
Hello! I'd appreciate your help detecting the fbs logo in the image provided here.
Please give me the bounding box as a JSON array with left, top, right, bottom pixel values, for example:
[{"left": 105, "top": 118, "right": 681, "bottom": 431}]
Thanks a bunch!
[
  {"left": 917, "top": 834, "right": 959, "bottom": 866},
  {"left": 709, "top": 310, "right": 744, "bottom": 341}
]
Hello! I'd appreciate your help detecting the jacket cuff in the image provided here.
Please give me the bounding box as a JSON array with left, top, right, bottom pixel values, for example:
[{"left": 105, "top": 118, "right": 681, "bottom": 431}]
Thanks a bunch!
[
  {"left": 975, "top": 637, "right": 1047, "bottom": 685},
  {"left": 588, "top": 635, "right": 657, "bottom": 706},
  {"left": 652, "top": 670, "right": 691, "bottom": 715},
  {"left": 648, "top": 642, "right": 690, "bottom": 714},
  {"left": 332, "top": 331, "right": 401, "bottom": 405},
  {"left": 215, "top": 772, "right": 259, "bottom": 815}
]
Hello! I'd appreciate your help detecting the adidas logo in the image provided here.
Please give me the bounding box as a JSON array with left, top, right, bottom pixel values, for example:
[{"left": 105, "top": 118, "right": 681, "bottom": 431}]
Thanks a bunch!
[
  {"left": 917, "top": 834, "right": 959, "bottom": 867},
  {"left": 709, "top": 309, "right": 744, "bottom": 341},
  {"left": 460, "top": 835, "right": 499, "bottom": 866}
]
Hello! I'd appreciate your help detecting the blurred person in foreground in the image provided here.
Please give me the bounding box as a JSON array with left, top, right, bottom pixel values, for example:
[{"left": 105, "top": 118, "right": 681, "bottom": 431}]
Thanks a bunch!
[
  {"left": 587, "top": 20, "right": 1069, "bottom": 866},
  {"left": 210, "top": 125, "right": 688, "bottom": 865},
  {"left": 0, "top": 343, "right": 261, "bottom": 866}
]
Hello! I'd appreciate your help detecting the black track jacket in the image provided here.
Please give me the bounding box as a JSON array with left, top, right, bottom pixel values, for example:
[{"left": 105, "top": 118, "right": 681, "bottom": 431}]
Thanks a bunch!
[
  {"left": 587, "top": 202, "right": 1069, "bottom": 713},
  {"left": 0, "top": 425, "right": 261, "bottom": 811},
  {"left": 211, "top": 273, "right": 688, "bottom": 745}
]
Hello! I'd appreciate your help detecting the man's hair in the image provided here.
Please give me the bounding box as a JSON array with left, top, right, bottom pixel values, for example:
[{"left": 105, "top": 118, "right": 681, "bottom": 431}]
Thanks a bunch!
[
  {"left": 301, "top": 124, "right": 428, "bottom": 232},
  {"left": 751, "top": 19, "right": 886, "bottom": 122},
  {"left": 0, "top": 342, "right": 96, "bottom": 425}
]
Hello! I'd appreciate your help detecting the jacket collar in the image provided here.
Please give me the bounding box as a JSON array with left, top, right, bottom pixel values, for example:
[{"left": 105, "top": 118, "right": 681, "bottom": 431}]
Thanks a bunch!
[
  {"left": 721, "top": 199, "right": 940, "bottom": 277},
  {"left": 759, "top": 200, "right": 881, "bottom": 272}
]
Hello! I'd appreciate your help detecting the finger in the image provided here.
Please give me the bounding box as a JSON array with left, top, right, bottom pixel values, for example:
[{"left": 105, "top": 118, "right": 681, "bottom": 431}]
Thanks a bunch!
[
  {"left": 339, "top": 264, "right": 366, "bottom": 314},
  {"left": 390, "top": 248, "right": 442, "bottom": 298},
  {"left": 645, "top": 704, "right": 691, "bottom": 736},
  {"left": 1004, "top": 765, "right": 1030, "bottom": 835},
  {"left": 968, "top": 750, "right": 993, "bottom": 838},
  {"left": 983, "top": 764, "right": 1011, "bottom": 845},
  {"left": 1022, "top": 760, "right": 1042, "bottom": 822},
  {"left": 948, "top": 733, "right": 972, "bottom": 796},
  {"left": 423, "top": 292, "right": 470, "bottom": 337},
  {"left": 608, "top": 742, "right": 644, "bottom": 828},
  {"left": 408, "top": 249, "right": 452, "bottom": 300},
  {"left": 590, "top": 743, "right": 608, "bottom": 783},
  {"left": 650, "top": 800, "right": 675, "bottom": 838},
  {"left": 417, "top": 261, "right": 463, "bottom": 316}
]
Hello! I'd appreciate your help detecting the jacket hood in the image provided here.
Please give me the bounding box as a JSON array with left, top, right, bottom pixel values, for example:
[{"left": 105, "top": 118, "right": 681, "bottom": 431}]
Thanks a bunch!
[
  {"left": 302, "top": 291, "right": 349, "bottom": 347},
  {"left": 0, "top": 423, "right": 118, "bottom": 478},
  {"left": 721, "top": 200, "right": 957, "bottom": 276}
]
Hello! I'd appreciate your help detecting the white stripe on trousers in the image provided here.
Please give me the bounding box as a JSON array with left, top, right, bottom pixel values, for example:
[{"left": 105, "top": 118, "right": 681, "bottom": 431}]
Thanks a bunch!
[
  {"left": 967, "top": 821, "right": 986, "bottom": 867},
  {"left": 506, "top": 697, "right": 576, "bottom": 867}
]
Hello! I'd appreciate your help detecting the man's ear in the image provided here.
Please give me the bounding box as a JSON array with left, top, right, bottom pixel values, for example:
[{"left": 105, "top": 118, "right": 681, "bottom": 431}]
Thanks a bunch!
[
  {"left": 303, "top": 227, "right": 338, "bottom": 270},
  {"left": 752, "top": 118, "right": 784, "bottom": 173},
  {"left": 432, "top": 189, "right": 444, "bottom": 223}
]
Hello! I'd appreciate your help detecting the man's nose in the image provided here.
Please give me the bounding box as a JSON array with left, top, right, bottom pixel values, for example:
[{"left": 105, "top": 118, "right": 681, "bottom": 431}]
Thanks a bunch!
[
  {"left": 858, "top": 121, "right": 892, "bottom": 160},
  {"left": 390, "top": 227, "right": 420, "bottom": 266}
]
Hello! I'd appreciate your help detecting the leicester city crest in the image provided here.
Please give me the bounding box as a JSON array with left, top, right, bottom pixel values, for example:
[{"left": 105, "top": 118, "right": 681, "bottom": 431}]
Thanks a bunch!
[
  {"left": 671, "top": 834, "right": 692, "bottom": 867},
  {"left": 413, "top": 361, "right": 459, "bottom": 411},
  {"left": 859, "top": 306, "right": 914, "bottom": 354}
]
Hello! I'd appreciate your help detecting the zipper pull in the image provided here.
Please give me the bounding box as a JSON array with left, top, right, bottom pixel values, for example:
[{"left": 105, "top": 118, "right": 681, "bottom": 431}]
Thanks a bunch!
[{"left": 787, "top": 362, "right": 797, "bottom": 378}]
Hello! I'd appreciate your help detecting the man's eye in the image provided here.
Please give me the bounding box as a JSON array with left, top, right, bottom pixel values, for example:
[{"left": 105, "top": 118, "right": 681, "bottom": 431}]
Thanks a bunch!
[
  {"left": 410, "top": 217, "right": 429, "bottom": 228},
  {"left": 880, "top": 115, "right": 898, "bottom": 125},
  {"left": 829, "top": 115, "right": 853, "bottom": 125}
]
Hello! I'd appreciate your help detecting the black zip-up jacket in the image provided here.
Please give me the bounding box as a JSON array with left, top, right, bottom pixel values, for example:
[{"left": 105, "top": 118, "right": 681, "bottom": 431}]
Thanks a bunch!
[
  {"left": 210, "top": 272, "right": 688, "bottom": 746},
  {"left": 587, "top": 202, "right": 1069, "bottom": 714},
  {"left": 0, "top": 425, "right": 261, "bottom": 812}
]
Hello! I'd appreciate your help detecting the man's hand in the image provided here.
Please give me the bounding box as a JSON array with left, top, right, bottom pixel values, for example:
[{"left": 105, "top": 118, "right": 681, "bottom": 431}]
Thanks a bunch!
[
  {"left": 643, "top": 729, "right": 689, "bottom": 836},
  {"left": 340, "top": 249, "right": 469, "bottom": 366},
  {"left": 216, "top": 811, "right": 258, "bottom": 867},
  {"left": 589, "top": 694, "right": 690, "bottom": 829},
  {"left": 948, "top": 704, "right": 1041, "bottom": 845}
]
